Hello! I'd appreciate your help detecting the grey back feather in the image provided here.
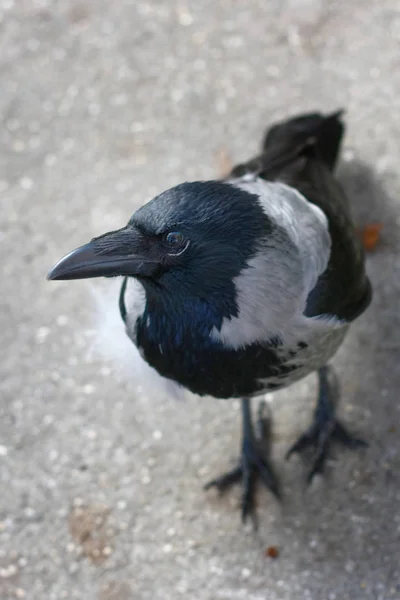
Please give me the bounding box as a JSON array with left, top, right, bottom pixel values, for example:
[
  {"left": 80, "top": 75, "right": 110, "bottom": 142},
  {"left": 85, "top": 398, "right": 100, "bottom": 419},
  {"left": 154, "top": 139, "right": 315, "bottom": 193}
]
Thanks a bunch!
[{"left": 211, "top": 177, "right": 337, "bottom": 349}]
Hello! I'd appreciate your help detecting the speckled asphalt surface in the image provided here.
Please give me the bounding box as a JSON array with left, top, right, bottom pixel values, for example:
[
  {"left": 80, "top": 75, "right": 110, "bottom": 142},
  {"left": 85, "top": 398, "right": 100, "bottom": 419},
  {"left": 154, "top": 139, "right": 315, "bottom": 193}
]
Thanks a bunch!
[{"left": 1, "top": 1, "right": 400, "bottom": 599}]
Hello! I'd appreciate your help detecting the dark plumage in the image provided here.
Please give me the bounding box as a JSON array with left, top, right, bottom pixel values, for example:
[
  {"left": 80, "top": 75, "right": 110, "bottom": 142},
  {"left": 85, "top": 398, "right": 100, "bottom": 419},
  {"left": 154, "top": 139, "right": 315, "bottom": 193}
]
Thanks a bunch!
[{"left": 48, "top": 109, "right": 371, "bottom": 522}]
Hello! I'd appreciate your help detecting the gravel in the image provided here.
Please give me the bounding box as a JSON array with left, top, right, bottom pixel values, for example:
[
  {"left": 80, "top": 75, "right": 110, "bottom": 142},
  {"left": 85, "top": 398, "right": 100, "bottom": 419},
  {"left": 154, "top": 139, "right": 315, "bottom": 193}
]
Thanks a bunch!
[{"left": 1, "top": 1, "right": 400, "bottom": 599}]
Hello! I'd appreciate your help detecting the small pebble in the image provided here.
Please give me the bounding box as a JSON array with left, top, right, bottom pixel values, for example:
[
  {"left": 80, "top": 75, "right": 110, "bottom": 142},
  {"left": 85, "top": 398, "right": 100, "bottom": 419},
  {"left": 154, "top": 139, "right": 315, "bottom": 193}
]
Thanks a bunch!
[
  {"left": 0, "top": 564, "right": 17, "bottom": 578},
  {"left": 56, "top": 315, "right": 69, "bottom": 326},
  {"left": 85, "top": 429, "right": 97, "bottom": 439},
  {"left": 13, "top": 140, "right": 25, "bottom": 152},
  {"left": 83, "top": 384, "right": 96, "bottom": 395},
  {"left": 45, "top": 154, "right": 57, "bottom": 167},
  {"left": 69, "top": 562, "right": 79, "bottom": 574},
  {"left": 265, "top": 546, "right": 279, "bottom": 559},
  {"left": 19, "top": 177, "right": 33, "bottom": 190},
  {"left": 36, "top": 327, "right": 50, "bottom": 343},
  {"left": 178, "top": 10, "right": 193, "bottom": 26}
]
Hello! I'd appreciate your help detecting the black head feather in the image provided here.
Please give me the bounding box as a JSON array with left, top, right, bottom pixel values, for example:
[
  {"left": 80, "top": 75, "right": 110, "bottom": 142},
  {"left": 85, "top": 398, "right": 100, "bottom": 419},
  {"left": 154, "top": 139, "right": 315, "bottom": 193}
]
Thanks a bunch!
[{"left": 130, "top": 181, "right": 275, "bottom": 317}]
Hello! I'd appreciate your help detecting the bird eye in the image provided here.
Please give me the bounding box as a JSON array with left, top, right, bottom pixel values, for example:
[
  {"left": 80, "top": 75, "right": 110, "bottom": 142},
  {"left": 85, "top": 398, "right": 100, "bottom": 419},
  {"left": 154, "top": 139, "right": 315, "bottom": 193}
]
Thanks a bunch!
[{"left": 165, "top": 231, "right": 184, "bottom": 245}]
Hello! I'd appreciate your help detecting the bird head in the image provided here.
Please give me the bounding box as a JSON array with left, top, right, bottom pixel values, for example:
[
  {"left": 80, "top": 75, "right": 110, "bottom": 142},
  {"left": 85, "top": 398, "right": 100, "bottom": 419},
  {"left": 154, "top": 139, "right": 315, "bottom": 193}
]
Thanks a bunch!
[{"left": 48, "top": 181, "right": 274, "bottom": 317}]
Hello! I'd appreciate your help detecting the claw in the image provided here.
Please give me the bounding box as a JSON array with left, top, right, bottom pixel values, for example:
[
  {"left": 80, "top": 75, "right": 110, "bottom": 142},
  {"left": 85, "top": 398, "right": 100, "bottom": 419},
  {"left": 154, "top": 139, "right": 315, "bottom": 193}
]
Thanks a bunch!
[
  {"left": 286, "top": 367, "right": 367, "bottom": 483},
  {"left": 286, "top": 427, "right": 318, "bottom": 459},
  {"left": 258, "top": 462, "right": 282, "bottom": 501},
  {"left": 286, "top": 417, "right": 367, "bottom": 483},
  {"left": 333, "top": 422, "right": 368, "bottom": 448},
  {"left": 203, "top": 466, "right": 242, "bottom": 492},
  {"left": 241, "top": 462, "right": 256, "bottom": 523},
  {"left": 204, "top": 399, "right": 280, "bottom": 524}
]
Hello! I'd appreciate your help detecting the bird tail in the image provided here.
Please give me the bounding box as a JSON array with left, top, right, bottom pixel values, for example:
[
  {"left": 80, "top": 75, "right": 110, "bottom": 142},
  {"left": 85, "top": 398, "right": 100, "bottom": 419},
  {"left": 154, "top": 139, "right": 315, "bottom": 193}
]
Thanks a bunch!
[{"left": 262, "top": 110, "right": 345, "bottom": 171}]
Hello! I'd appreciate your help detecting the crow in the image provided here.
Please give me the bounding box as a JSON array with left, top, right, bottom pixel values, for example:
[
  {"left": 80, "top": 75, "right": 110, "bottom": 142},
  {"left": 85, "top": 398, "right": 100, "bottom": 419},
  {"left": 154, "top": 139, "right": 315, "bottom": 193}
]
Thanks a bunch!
[{"left": 48, "top": 110, "right": 371, "bottom": 521}]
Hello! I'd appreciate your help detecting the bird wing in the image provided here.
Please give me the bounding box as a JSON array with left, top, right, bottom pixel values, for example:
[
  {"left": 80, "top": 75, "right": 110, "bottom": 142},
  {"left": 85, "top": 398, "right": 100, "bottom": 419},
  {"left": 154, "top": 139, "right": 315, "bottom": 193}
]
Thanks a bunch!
[{"left": 229, "top": 111, "right": 372, "bottom": 322}]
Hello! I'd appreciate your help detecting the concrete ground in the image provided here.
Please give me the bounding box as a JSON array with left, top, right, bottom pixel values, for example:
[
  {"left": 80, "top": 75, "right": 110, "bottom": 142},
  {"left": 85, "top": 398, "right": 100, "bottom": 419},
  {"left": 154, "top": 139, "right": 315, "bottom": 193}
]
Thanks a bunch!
[{"left": 1, "top": 1, "right": 400, "bottom": 598}]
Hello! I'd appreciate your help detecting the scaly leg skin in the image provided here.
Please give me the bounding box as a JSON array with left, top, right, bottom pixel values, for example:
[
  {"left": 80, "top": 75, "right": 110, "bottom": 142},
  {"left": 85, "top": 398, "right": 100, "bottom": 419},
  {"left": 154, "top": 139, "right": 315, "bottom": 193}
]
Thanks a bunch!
[
  {"left": 286, "top": 366, "right": 367, "bottom": 482},
  {"left": 204, "top": 398, "right": 280, "bottom": 524}
]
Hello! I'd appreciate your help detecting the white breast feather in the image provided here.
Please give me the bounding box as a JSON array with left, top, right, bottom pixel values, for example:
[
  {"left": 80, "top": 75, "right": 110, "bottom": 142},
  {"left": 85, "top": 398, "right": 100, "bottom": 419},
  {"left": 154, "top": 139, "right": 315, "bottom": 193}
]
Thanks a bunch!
[{"left": 87, "top": 279, "right": 186, "bottom": 401}]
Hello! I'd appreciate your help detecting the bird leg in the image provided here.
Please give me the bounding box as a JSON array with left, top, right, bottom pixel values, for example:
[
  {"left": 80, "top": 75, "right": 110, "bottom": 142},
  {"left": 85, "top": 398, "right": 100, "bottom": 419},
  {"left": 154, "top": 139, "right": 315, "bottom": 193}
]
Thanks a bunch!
[
  {"left": 286, "top": 366, "right": 367, "bottom": 482},
  {"left": 204, "top": 398, "right": 280, "bottom": 523}
]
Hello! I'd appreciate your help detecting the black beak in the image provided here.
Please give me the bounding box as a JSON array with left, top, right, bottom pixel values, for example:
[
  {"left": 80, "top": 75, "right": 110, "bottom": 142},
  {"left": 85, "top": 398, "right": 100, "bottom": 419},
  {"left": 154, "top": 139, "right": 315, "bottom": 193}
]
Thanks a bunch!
[{"left": 47, "top": 228, "right": 160, "bottom": 281}]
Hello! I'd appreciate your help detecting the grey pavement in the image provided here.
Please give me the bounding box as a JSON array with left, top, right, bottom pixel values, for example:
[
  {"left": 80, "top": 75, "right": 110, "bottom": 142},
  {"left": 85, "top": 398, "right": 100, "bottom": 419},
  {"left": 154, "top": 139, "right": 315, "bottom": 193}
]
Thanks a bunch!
[{"left": 1, "top": 1, "right": 400, "bottom": 599}]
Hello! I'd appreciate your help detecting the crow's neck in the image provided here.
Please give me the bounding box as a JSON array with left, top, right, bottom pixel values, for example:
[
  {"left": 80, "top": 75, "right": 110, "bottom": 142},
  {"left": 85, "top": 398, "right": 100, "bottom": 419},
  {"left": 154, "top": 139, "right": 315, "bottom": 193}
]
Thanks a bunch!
[{"left": 137, "top": 294, "right": 225, "bottom": 351}]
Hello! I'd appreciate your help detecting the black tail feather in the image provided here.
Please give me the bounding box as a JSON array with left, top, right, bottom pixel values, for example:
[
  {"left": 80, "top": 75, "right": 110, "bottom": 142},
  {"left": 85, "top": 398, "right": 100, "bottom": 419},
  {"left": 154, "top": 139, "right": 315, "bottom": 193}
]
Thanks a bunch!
[{"left": 262, "top": 110, "right": 345, "bottom": 171}]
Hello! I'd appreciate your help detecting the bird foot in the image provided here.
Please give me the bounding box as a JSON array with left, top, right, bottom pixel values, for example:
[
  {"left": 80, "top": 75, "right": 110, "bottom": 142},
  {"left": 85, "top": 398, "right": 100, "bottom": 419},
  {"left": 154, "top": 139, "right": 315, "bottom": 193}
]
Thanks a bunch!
[
  {"left": 204, "top": 401, "right": 280, "bottom": 524},
  {"left": 286, "top": 418, "right": 367, "bottom": 483}
]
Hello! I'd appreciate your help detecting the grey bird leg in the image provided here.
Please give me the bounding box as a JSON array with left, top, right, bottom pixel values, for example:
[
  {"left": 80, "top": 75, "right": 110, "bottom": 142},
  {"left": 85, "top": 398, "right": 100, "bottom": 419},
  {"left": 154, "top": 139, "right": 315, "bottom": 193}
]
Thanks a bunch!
[
  {"left": 286, "top": 366, "right": 367, "bottom": 482},
  {"left": 204, "top": 398, "right": 280, "bottom": 524}
]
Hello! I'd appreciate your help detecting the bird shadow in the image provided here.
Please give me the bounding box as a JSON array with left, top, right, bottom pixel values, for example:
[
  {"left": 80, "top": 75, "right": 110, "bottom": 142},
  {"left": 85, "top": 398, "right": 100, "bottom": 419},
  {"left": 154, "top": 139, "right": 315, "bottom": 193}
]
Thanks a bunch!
[{"left": 271, "top": 159, "right": 400, "bottom": 595}]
